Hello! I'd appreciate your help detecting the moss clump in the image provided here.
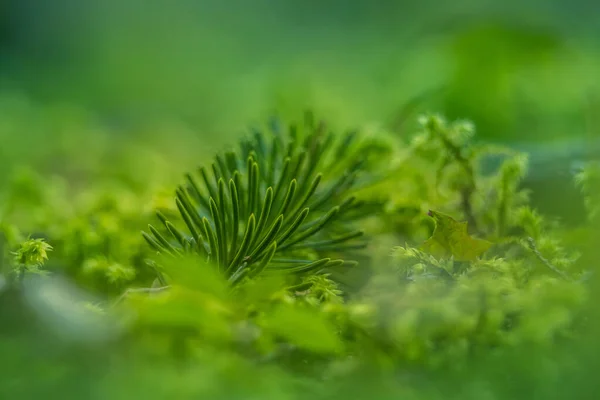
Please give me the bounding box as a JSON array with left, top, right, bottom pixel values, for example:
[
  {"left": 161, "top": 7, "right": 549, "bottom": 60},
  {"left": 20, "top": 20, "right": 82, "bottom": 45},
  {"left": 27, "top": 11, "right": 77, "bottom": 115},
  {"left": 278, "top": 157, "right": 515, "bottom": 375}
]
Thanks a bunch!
[{"left": 0, "top": 110, "right": 597, "bottom": 399}]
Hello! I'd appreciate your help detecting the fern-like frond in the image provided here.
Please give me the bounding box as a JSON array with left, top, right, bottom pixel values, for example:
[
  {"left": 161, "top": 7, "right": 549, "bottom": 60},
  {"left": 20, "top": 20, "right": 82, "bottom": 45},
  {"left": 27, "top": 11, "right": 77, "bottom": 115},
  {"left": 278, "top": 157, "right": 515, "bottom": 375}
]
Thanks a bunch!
[{"left": 143, "top": 112, "right": 388, "bottom": 286}]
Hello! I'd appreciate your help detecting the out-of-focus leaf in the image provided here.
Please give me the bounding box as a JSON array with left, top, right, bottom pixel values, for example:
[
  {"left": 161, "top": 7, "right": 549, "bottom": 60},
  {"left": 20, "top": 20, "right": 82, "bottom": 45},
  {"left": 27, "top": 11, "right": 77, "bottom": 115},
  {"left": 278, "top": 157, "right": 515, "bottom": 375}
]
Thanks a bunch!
[
  {"left": 262, "top": 305, "right": 343, "bottom": 355},
  {"left": 421, "top": 210, "right": 492, "bottom": 261},
  {"left": 158, "top": 254, "right": 229, "bottom": 298}
]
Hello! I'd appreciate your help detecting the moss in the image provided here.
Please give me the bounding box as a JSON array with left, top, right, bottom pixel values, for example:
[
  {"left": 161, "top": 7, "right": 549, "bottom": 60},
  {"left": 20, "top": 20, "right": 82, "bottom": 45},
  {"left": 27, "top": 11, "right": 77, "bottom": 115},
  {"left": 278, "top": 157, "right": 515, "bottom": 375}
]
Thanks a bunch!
[{"left": 0, "top": 110, "right": 597, "bottom": 399}]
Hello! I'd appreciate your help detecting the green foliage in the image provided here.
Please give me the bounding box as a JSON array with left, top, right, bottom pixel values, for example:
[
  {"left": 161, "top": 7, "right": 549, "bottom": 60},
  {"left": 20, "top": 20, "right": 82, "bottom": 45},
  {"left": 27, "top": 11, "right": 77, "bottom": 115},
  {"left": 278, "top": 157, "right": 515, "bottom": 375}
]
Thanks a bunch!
[
  {"left": 144, "top": 113, "right": 389, "bottom": 287},
  {"left": 575, "top": 161, "right": 600, "bottom": 223},
  {"left": 0, "top": 109, "right": 597, "bottom": 399},
  {"left": 421, "top": 210, "right": 492, "bottom": 261},
  {"left": 328, "top": 114, "right": 591, "bottom": 371},
  {"left": 9, "top": 237, "right": 53, "bottom": 279},
  {"left": 378, "top": 114, "right": 532, "bottom": 239},
  {"left": 113, "top": 114, "right": 590, "bottom": 377}
]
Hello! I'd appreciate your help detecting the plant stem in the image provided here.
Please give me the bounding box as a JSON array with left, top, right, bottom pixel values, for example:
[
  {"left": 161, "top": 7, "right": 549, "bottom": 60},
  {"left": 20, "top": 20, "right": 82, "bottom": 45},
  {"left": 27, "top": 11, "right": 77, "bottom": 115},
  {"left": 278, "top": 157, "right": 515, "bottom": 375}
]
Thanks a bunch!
[{"left": 526, "top": 237, "right": 571, "bottom": 281}]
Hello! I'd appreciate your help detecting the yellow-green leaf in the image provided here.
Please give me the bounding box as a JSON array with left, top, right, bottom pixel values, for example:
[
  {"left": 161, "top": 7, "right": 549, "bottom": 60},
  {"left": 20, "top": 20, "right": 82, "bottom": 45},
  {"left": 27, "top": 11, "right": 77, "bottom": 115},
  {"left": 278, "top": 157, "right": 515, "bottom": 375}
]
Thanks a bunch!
[
  {"left": 262, "top": 305, "right": 343, "bottom": 355},
  {"left": 421, "top": 210, "right": 492, "bottom": 261}
]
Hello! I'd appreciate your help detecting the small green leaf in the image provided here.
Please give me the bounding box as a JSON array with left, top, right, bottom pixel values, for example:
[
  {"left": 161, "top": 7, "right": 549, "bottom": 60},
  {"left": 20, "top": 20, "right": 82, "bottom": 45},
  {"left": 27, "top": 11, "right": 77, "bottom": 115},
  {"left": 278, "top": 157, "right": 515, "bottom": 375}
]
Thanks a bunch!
[
  {"left": 249, "top": 241, "right": 277, "bottom": 278},
  {"left": 228, "top": 214, "right": 256, "bottom": 273},
  {"left": 228, "top": 179, "right": 240, "bottom": 258},
  {"left": 280, "top": 206, "right": 339, "bottom": 251},
  {"left": 200, "top": 166, "right": 217, "bottom": 203},
  {"left": 209, "top": 198, "right": 227, "bottom": 268},
  {"left": 175, "top": 197, "right": 200, "bottom": 243},
  {"left": 275, "top": 179, "right": 297, "bottom": 219},
  {"left": 250, "top": 215, "right": 284, "bottom": 260},
  {"left": 176, "top": 188, "right": 204, "bottom": 231},
  {"left": 185, "top": 173, "right": 210, "bottom": 211},
  {"left": 276, "top": 207, "right": 310, "bottom": 248},
  {"left": 252, "top": 187, "right": 274, "bottom": 248},
  {"left": 421, "top": 210, "right": 492, "bottom": 261},
  {"left": 142, "top": 231, "right": 165, "bottom": 253},
  {"left": 269, "top": 258, "right": 331, "bottom": 274},
  {"left": 165, "top": 221, "right": 186, "bottom": 248},
  {"left": 273, "top": 157, "right": 292, "bottom": 201},
  {"left": 202, "top": 217, "right": 219, "bottom": 266},
  {"left": 149, "top": 225, "right": 177, "bottom": 254}
]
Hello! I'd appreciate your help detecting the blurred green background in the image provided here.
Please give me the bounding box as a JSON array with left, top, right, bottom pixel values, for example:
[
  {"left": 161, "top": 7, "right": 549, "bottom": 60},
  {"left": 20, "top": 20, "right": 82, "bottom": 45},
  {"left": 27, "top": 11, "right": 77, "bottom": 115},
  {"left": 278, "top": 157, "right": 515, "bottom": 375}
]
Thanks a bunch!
[
  {"left": 2, "top": 0, "right": 599, "bottom": 135},
  {"left": 1, "top": 0, "right": 598, "bottom": 220}
]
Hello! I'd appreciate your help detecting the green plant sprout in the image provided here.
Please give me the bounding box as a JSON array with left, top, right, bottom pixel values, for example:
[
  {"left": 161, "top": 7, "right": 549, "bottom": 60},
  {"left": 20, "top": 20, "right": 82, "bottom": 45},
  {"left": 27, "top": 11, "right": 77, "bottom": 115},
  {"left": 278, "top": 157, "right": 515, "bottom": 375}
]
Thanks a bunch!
[
  {"left": 10, "top": 237, "right": 53, "bottom": 280},
  {"left": 143, "top": 112, "right": 390, "bottom": 287}
]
